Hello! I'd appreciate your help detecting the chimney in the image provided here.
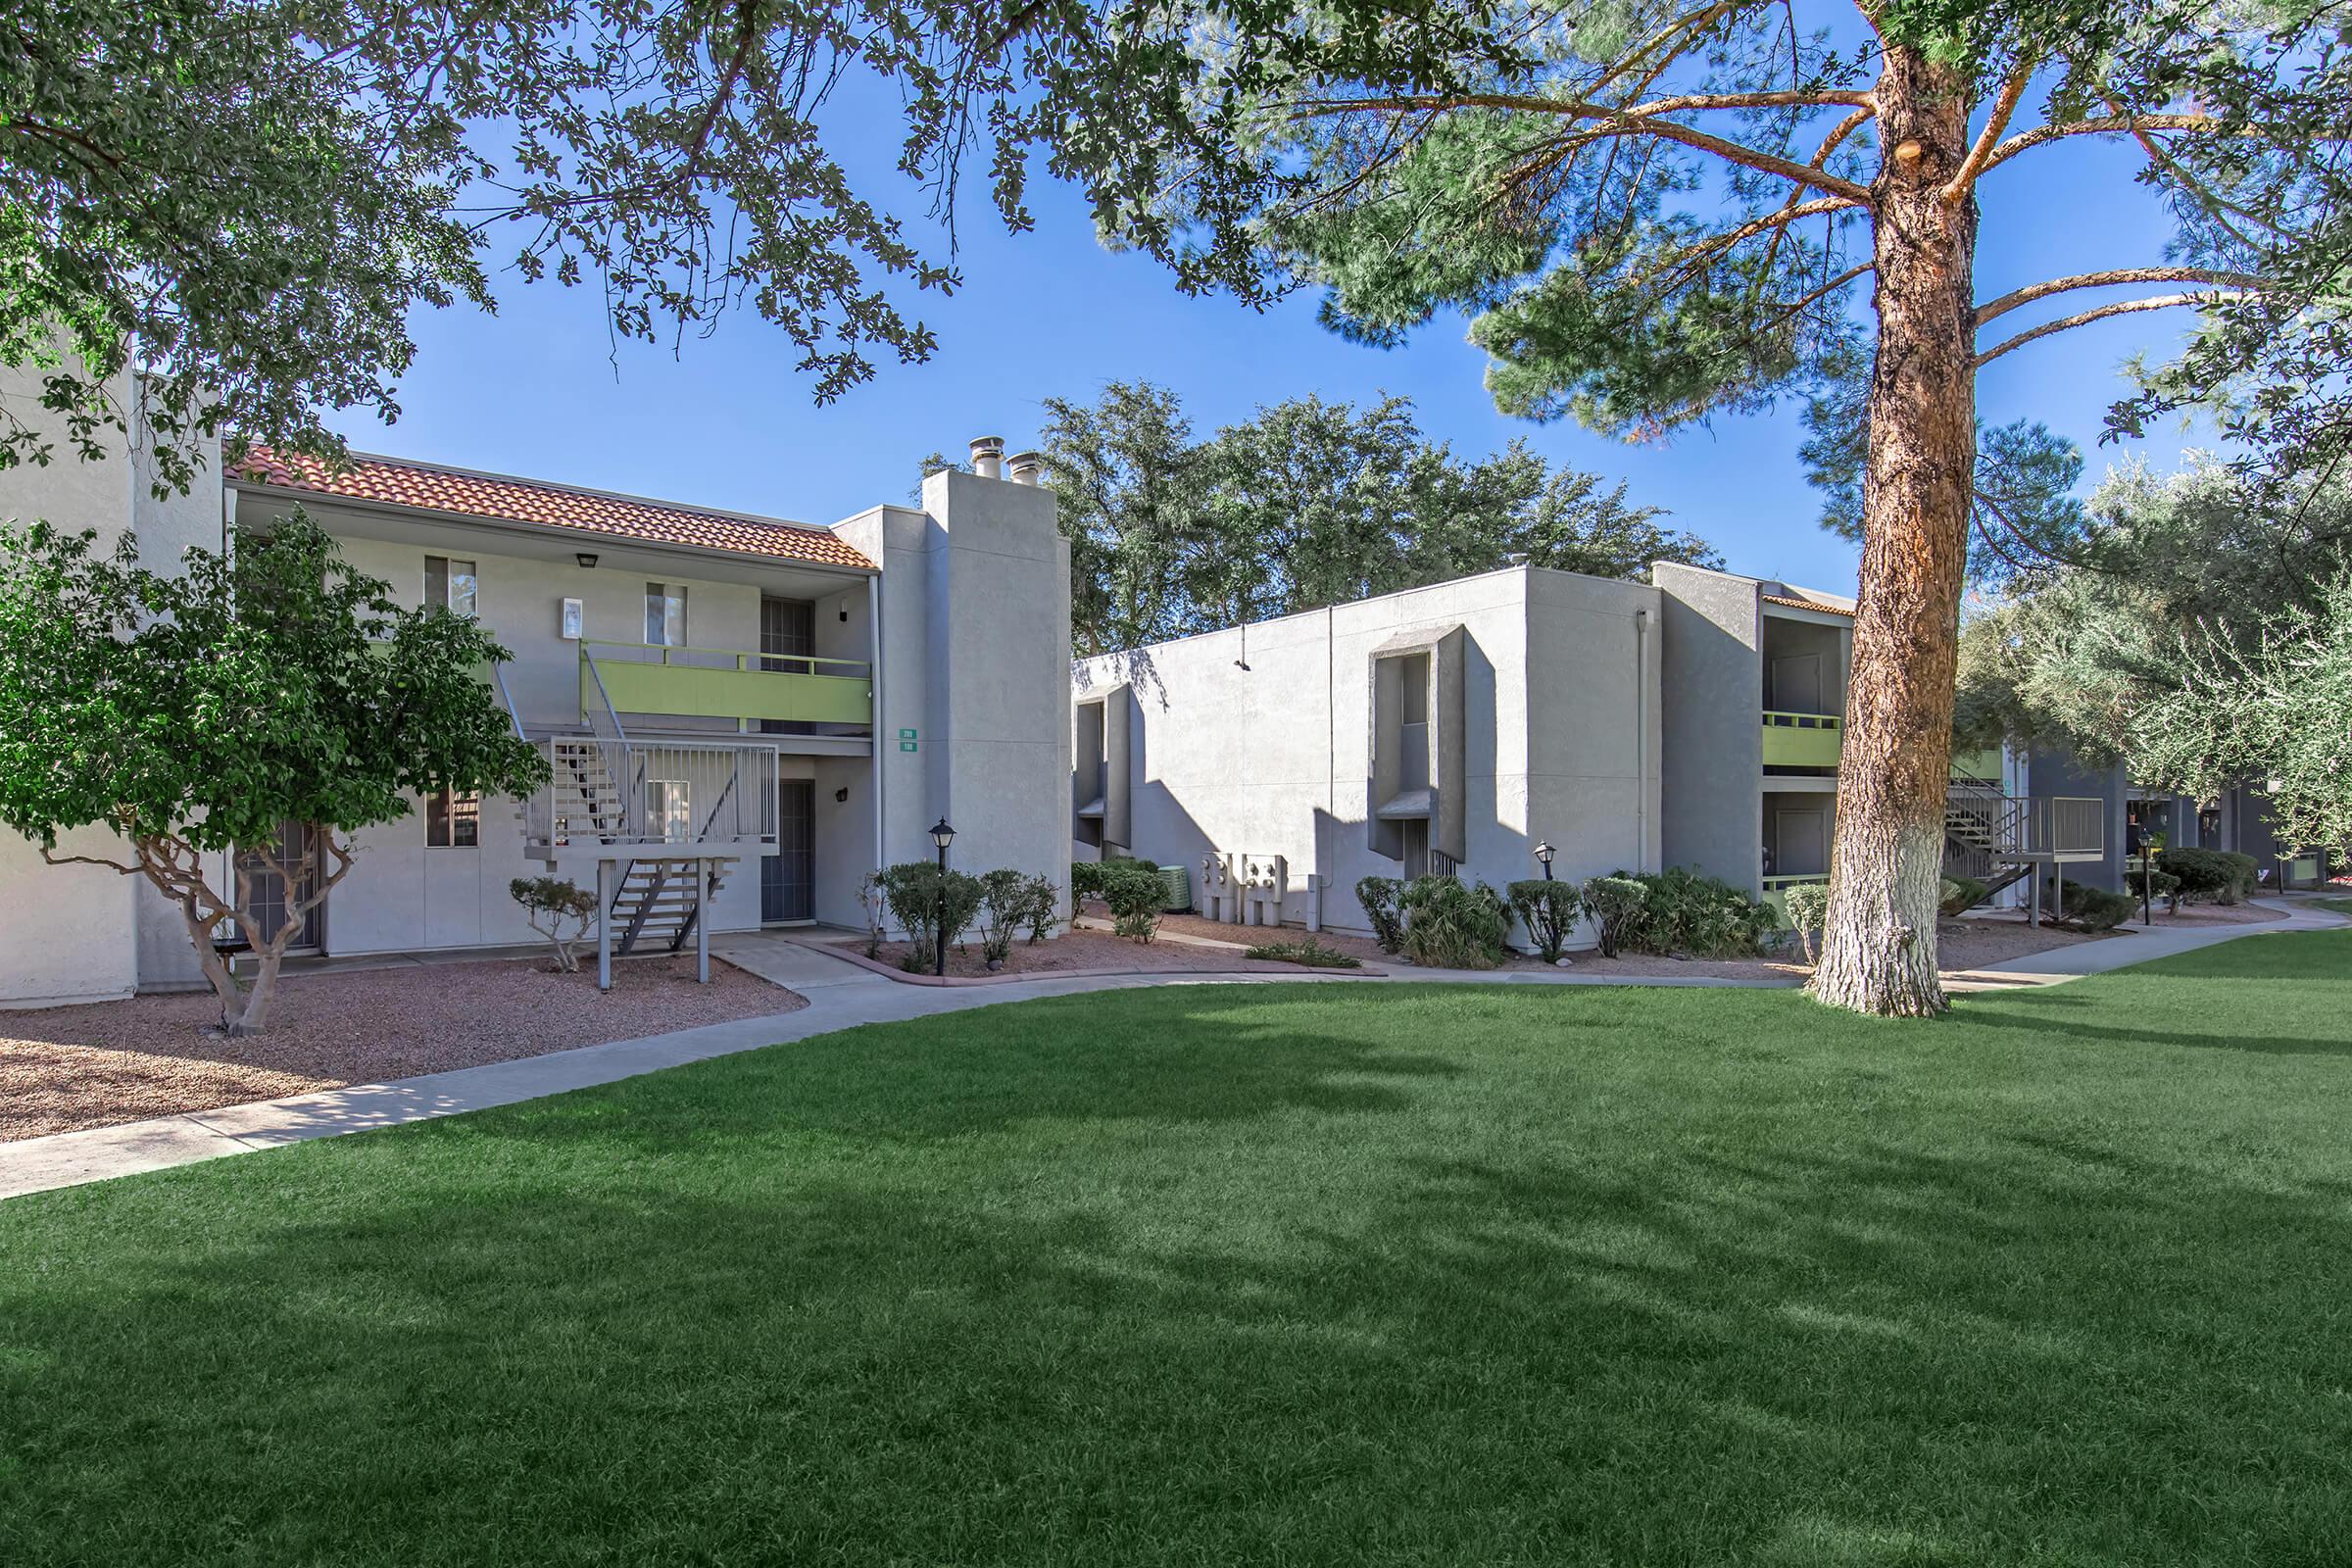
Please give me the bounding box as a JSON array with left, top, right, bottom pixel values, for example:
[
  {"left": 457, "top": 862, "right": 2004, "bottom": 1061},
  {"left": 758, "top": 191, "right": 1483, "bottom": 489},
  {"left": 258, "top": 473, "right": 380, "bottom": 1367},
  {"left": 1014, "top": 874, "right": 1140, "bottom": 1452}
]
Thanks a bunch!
[
  {"left": 968, "top": 435, "right": 1004, "bottom": 480},
  {"left": 1006, "top": 450, "right": 1046, "bottom": 485}
]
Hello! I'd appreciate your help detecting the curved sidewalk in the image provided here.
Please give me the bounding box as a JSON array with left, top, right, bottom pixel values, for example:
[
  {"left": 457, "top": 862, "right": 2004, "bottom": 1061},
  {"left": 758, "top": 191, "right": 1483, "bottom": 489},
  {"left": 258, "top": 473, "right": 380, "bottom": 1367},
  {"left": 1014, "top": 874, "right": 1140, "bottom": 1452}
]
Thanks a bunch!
[{"left": 6, "top": 900, "right": 2340, "bottom": 1202}]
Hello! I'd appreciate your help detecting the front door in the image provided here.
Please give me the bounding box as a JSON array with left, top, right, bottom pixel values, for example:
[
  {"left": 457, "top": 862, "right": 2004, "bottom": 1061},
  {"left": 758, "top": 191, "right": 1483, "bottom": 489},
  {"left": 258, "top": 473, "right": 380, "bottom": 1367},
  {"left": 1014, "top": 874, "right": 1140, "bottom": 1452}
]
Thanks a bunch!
[
  {"left": 1771, "top": 654, "right": 1825, "bottom": 713},
  {"left": 762, "top": 778, "right": 815, "bottom": 921},
  {"left": 1774, "top": 808, "right": 1829, "bottom": 878},
  {"left": 238, "top": 820, "right": 323, "bottom": 951}
]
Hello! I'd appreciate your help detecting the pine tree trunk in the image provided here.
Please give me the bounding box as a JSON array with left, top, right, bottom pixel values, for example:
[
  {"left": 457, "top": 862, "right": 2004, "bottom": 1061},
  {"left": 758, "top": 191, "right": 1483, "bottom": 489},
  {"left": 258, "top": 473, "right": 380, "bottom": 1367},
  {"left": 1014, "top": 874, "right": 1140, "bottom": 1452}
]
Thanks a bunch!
[{"left": 1809, "top": 49, "right": 1978, "bottom": 1018}]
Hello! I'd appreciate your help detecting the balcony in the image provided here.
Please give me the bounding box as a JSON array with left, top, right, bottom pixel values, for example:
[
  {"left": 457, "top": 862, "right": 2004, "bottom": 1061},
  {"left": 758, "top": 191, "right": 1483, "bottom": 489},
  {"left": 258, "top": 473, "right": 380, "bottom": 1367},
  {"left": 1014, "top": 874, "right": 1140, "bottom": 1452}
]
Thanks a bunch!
[
  {"left": 1761, "top": 710, "right": 1842, "bottom": 769},
  {"left": 522, "top": 737, "right": 779, "bottom": 858},
  {"left": 580, "top": 640, "right": 872, "bottom": 729}
]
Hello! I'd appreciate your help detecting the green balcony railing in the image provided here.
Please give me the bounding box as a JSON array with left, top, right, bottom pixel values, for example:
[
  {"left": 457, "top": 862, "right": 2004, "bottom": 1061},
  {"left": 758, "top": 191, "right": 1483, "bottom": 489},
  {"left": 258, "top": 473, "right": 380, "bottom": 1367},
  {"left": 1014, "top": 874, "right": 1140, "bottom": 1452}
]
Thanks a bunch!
[
  {"left": 1761, "top": 710, "right": 1842, "bottom": 769},
  {"left": 581, "top": 640, "right": 872, "bottom": 728}
]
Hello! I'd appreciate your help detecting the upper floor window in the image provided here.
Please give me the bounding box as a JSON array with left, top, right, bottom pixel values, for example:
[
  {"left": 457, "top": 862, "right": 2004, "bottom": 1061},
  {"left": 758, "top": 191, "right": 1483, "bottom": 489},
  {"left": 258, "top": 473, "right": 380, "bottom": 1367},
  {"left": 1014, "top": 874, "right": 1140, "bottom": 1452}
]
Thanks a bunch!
[
  {"left": 425, "top": 556, "right": 478, "bottom": 619},
  {"left": 425, "top": 788, "right": 480, "bottom": 848},
  {"left": 646, "top": 582, "right": 688, "bottom": 647}
]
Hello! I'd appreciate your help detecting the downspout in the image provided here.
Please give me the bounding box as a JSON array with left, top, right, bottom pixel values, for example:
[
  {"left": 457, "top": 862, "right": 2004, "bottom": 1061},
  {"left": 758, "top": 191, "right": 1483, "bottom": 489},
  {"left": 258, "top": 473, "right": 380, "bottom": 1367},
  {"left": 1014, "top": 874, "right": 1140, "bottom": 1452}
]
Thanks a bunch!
[
  {"left": 867, "top": 571, "right": 885, "bottom": 876},
  {"left": 1635, "top": 607, "right": 1650, "bottom": 873}
]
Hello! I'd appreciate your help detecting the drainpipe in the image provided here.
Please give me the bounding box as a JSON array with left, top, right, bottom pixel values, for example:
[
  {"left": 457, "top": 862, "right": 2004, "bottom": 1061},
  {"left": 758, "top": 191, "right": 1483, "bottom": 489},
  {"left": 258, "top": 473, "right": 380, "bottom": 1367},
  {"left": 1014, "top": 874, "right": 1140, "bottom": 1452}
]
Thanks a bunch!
[
  {"left": 867, "top": 571, "right": 885, "bottom": 877},
  {"left": 1634, "top": 607, "right": 1651, "bottom": 873}
]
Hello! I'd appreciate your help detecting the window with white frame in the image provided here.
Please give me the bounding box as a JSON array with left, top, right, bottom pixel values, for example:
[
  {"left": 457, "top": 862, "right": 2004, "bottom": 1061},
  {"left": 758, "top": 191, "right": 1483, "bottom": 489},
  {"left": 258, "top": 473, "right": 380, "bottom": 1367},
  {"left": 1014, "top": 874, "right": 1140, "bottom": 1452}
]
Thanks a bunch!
[
  {"left": 424, "top": 556, "right": 478, "bottom": 618},
  {"left": 425, "top": 788, "right": 480, "bottom": 848},
  {"left": 645, "top": 582, "right": 688, "bottom": 647}
]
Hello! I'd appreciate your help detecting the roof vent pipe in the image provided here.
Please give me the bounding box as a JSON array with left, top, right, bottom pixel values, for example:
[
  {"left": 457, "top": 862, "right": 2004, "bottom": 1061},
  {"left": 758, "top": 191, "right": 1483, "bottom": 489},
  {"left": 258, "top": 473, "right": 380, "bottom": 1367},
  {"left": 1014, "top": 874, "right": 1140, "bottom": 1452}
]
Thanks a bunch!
[
  {"left": 1006, "top": 450, "right": 1045, "bottom": 485},
  {"left": 969, "top": 435, "right": 1004, "bottom": 479}
]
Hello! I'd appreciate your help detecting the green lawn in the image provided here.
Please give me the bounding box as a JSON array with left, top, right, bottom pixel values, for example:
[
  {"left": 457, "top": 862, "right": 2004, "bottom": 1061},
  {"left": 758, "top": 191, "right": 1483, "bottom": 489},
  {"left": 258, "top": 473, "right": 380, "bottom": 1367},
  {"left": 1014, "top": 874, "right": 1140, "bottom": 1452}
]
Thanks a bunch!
[
  {"left": 2313, "top": 895, "right": 2352, "bottom": 917},
  {"left": 6, "top": 936, "right": 2352, "bottom": 1566}
]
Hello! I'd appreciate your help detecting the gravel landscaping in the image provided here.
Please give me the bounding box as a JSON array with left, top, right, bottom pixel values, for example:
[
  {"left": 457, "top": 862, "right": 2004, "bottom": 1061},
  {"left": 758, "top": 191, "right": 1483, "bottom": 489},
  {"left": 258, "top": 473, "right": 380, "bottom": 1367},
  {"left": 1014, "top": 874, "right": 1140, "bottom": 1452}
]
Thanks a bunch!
[{"left": 1, "top": 956, "right": 806, "bottom": 1142}]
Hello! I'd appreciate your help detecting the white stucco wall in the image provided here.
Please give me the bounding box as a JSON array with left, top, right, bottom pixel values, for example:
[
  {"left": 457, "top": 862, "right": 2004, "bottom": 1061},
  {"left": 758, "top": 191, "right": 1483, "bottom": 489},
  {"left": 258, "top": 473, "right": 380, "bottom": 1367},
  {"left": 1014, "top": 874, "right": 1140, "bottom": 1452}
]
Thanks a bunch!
[
  {"left": 1073, "top": 565, "right": 1661, "bottom": 947},
  {"left": 0, "top": 363, "right": 224, "bottom": 1004}
]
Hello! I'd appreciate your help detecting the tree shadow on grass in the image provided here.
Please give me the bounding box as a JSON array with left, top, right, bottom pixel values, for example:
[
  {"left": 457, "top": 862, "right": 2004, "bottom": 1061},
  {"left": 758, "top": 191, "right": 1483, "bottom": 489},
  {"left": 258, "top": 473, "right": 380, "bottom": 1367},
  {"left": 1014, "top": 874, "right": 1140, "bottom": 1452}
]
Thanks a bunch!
[
  {"left": 1949, "top": 982, "right": 2352, "bottom": 1056},
  {"left": 8, "top": 1062, "right": 2351, "bottom": 1567}
]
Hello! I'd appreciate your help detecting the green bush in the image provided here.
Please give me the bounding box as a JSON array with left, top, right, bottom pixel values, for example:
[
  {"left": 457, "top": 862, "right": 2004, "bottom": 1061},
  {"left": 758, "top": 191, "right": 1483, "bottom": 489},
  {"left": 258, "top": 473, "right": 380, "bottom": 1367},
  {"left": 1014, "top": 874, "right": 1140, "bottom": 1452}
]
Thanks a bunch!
[
  {"left": 1015, "top": 874, "right": 1060, "bottom": 943},
  {"left": 1578, "top": 875, "right": 1649, "bottom": 959},
  {"left": 1397, "top": 876, "right": 1509, "bottom": 969},
  {"left": 1612, "top": 866, "right": 1780, "bottom": 957},
  {"left": 1781, "top": 881, "right": 1830, "bottom": 963},
  {"left": 1100, "top": 862, "right": 1164, "bottom": 942},
  {"left": 1506, "top": 879, "right": 1581, "bottom": 963},
  {"left": 1355, "top": 876, "right": 1406, "bottom": 954},
  {"left": 975, "top": 869, "right": 1030, "bottom": 965},
  {"left": 1244, "top": 938, "right": 1362, "bottom": 969},
  {"left": 2062, "top": 882, "right": 2138, "bottom": 933},
  {"left": 2157, "top": 847, "right": 2258, "bottom": 905},
  {"left": 1939, "top": 875, "right": 1988, "bottom": 916},
  {"left": 509, "top": 875, "right": 599, "bottom": 973},
  {"left": 1070, "top": 860, "right": 1107, "bottom": 901},
  {"left": 872, "top": 861, "right": 985, "bottom": 971}
]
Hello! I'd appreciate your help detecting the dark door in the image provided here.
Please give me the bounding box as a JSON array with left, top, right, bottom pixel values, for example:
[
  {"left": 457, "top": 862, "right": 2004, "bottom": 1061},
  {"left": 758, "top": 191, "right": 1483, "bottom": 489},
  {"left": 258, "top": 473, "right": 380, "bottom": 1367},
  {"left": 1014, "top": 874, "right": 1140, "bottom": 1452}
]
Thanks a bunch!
[
  {"left": 762, "top": 779, "right": 815, "bottom": 921},
  {"left": 239, "top": 820, "right": 323, "bottom": 951},
  {"left": 760, "top": 597, "right": 816, "bottom": 737}
]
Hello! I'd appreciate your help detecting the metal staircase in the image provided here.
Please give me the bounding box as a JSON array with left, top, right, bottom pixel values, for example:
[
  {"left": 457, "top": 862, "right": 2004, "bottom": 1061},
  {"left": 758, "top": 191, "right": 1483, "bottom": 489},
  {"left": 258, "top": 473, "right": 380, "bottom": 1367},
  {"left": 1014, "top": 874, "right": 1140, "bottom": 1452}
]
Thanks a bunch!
[
  {"left": 1943, "top": 787, "right": 2034, "bottom": 906},
  {"left": 549, "top": 737, "right": 633, "bottom": 845},
  {"left": 607, "top": 855, "right": 741, "bottom": 956}
]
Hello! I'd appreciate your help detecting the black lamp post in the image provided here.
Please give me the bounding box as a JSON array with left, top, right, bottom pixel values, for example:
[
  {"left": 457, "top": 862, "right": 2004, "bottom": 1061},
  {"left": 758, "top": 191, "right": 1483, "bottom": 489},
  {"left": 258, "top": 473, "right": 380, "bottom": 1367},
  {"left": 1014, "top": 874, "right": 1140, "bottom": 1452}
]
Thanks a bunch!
[
  {"left": 930, "top": 817, "right": 956, "bottom": 976},
  {"left": 1534, "top": 840, "right": 1556, "bottom": 880}
]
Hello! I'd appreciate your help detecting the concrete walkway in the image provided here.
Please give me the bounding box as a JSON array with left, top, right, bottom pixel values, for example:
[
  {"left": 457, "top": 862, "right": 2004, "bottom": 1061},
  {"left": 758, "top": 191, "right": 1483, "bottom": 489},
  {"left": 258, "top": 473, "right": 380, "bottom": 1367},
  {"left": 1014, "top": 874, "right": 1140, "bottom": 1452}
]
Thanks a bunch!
[{"left": 6, "top": 899, "right": 2341, "bottom": 1202}]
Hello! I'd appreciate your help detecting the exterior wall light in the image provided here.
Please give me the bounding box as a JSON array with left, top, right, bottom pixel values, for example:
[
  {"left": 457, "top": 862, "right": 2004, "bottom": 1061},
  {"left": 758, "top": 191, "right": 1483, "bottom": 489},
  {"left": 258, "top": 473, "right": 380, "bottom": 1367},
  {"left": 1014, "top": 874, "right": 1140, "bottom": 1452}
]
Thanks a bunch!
[
  {"left": 1534, "top": 840, "right": 1556, "bottom": 880},
  {"left": 575, "top": 551, "right": 600, "bottom": 568}
]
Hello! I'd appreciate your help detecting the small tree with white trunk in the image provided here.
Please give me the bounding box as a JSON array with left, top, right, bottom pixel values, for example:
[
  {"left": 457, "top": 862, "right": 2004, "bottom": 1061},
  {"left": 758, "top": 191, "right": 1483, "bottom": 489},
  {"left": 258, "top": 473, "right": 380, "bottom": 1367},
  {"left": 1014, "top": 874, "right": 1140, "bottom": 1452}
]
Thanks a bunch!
[{"left": 0, "top": 512, "right": 548, "bottom": 1033}]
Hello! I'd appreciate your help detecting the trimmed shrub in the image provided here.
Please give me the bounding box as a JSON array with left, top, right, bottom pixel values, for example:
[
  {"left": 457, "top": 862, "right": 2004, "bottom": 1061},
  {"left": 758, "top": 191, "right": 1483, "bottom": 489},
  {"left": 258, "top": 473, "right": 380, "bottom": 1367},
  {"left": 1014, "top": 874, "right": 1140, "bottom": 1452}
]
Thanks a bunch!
[
  {"left": 1070, "top": 860, "right": 1107, "bottom": 901},
  {"left": 1245, "top": 938, "right": 1362, "bottom": 969},
  {"left": 976, "top": 869, "right": 1026, "bottom": 965},
  {"left": 1015, "top": 874, "right": 1060, "bottom": 943},
  {"left": 1578, "top": 876, "right": 1649, "bottom": 959},
  {"left": 1101, "top": 861, "right": 1164, "bottom": 942},
  {"left": 1939, "top": 875, "right": 1988, "bottom": 916},
  {"left": 1782, "top": 881, "right": 1830, "bottom": 964},
  {"left": 1355, "top": 875, "right": 1406, "bottom": 954},
  {"left": 1398, "top": 875, "right": 1509, "bottom": 969},
  {"left": 2062, "top": 882, "right": 2137, "bottom": 932},
  {"left": 509, "top": 875, "right": 599, "bottom": 973},
  {"left": 1614, "top": 866, "right": 1780, "bottom": 957},
  {"left": 1506, "top": 879, "right": 1581, "bottom": 963},
  {"left": 2157, "top": 847, "right": 2258, "bottom": 905},
  {"left": 873, "top": 861, "right": 984, "bottom": 971}
]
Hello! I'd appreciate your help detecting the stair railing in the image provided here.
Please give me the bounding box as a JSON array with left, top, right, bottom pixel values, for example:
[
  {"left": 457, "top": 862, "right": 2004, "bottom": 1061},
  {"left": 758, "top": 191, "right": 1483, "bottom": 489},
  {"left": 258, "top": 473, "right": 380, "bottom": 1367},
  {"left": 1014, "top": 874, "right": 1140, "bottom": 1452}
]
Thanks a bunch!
[{"left": 579, "top": 645, "right": 640, "bottom": 838}]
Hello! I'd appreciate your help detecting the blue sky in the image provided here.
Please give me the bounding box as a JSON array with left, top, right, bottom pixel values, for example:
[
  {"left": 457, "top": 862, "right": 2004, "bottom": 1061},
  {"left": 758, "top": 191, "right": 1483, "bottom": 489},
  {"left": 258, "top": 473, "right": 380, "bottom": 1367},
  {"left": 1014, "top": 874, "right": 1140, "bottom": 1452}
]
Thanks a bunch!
[{"left": 325, "top": 115, "right": 2214, "bottom": 594}]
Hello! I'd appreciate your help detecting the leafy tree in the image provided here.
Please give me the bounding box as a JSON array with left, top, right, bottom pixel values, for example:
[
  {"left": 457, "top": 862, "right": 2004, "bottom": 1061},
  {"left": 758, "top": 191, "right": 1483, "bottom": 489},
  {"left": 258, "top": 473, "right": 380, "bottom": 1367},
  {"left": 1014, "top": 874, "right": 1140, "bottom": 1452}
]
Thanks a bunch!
[
  {"left": 1, "top": 0, "right": 1519, "bottom": 486},
  {"left": 1042, "top": 380, "right": 1718, "bottom": 652},
  {"left": 1955, "top": 456, "right": 2352, "bottom": 766},
  {"left": 0, "top": 513, "right": 549, "bottom": 1033},
  {"left": 1101, "top": 1, "right": 2352, "bottom": 1014}
]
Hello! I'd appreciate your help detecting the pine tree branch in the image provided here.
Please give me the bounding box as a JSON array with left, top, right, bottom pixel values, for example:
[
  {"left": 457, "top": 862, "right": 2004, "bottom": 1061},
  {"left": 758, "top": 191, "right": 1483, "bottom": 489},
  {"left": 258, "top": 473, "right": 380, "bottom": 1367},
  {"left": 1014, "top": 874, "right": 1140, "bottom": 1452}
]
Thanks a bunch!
[
  {"left": 1294, "top": 93, "right": 1877, "bottom": 204},
  {"left": 1942, "top": 60, "right": 2035, "bottom": 204},
  {"left": 1974, "top": 291, "right": 2246, "bottom": 367},
  {"left": 1976, "top": 114, "right": 2226, "bottom": 177},
  {"left": 1975, "top": 268, "right": 2265, "bottom": 326}
]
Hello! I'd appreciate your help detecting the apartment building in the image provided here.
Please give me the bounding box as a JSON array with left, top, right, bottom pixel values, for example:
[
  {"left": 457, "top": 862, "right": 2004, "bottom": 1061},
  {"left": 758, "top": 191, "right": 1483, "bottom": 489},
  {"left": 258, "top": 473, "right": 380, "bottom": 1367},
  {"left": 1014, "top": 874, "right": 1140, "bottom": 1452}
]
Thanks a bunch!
[{"left": 0, "top": 404, "right": 1071, "bottom": 1007}]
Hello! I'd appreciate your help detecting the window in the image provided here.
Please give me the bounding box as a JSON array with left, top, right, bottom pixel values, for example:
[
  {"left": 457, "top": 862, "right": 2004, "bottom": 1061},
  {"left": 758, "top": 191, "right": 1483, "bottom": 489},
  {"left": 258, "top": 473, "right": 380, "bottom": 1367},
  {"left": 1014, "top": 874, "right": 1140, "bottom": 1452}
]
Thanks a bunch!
[
  {"left": 425, "top": 789, "right": 480, "bottom": 848},
  {"left": 647, "top": 779, "right": 693, "bottom": 842},
  {"left": 646, "top": 582, "right": 688, "bottom": 647},
  {"left": 425, "top": 557, "right": 478, "bottom": 618}
]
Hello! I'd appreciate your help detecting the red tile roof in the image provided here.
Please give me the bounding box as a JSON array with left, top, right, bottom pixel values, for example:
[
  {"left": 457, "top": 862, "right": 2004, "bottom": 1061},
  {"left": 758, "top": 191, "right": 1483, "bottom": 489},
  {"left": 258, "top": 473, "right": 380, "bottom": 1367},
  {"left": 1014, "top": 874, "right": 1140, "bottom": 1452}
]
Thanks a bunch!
[
  {"left": 1762, "top": 593, "right": 1854, "bottom": 616},
  {"left": 233, "top": 447, "right": 874, "bottom": 570}
]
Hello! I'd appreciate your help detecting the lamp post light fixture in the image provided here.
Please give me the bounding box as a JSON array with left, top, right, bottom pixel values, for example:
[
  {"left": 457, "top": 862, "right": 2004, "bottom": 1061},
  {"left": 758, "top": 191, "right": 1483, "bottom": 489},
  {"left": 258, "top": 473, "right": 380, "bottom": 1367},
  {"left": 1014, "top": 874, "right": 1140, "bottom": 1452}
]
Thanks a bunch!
[
  {"left": 930, "top": 817, "right": 956, "bottom": 977},
  {"left": 1534, "top": 840, "right": 1556, "bottom": 880}
]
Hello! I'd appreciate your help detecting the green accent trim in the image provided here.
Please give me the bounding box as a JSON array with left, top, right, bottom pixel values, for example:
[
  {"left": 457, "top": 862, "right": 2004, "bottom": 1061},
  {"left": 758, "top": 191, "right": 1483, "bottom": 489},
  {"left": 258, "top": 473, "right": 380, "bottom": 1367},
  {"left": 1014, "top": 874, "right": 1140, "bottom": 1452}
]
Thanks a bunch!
[
  {"left": 582, "top": 644, "right": 872, "bottom": 725},
  {"left": 1950, "top": 747, "right": 2002, "bottom": 782},
  {"left": 1759, "top": 873, "right": 1829, "bottom": 917},
  {"left": 1760, "top": 710, "right": 1842, "bottom": 769}
]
